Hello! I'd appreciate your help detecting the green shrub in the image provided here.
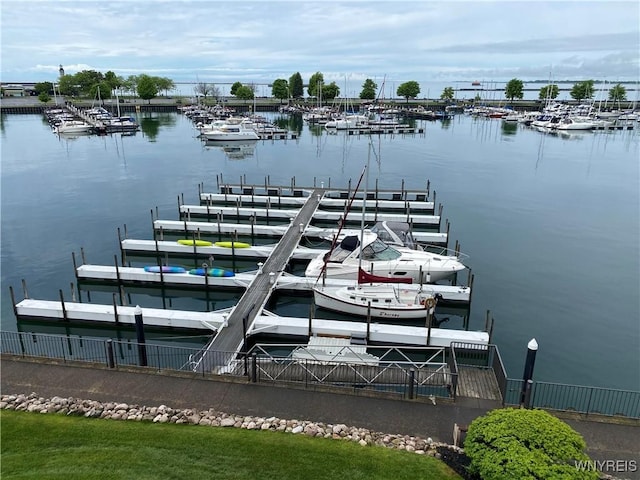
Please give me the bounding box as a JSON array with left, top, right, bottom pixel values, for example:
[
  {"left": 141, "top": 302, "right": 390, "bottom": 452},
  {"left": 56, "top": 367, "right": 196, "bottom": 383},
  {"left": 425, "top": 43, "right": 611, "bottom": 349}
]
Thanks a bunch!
[{"left": 464, "top": 408, "right": 598, "bottom": 480}]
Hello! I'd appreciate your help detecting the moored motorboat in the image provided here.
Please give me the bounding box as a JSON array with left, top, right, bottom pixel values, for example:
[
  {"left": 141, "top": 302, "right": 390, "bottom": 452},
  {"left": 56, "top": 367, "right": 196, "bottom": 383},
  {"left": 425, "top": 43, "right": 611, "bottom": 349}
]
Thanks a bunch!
[
  {"left": 54, "top": 119, "right": 93, "bottom": 134},
  {"left": 305, "top": 230, "right": 466, "bottom": 283}
]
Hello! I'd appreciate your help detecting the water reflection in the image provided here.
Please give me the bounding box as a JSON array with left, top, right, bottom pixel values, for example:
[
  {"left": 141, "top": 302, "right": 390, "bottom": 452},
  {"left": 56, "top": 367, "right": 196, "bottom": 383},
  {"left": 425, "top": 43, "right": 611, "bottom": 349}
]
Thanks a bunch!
[{"left": 204, "top": 139, "right": 258, "bottom": 159}]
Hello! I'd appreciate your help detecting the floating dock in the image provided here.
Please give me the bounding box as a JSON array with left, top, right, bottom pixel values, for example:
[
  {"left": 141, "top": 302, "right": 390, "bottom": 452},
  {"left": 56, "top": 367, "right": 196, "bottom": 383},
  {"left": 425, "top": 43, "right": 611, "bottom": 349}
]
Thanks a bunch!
[
  {"left": 13, "top": 177, "right": 484, "bottom": 373},
  {"left": 14, "top": 300, "right": 487, "bottom": 348}
]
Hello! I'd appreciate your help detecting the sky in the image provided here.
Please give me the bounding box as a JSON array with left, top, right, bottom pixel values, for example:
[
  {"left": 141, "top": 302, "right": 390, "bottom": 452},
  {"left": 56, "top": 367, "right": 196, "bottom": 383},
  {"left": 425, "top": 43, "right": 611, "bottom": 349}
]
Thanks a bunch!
[{"left": 1, "top": 0, "right": 639, "bottom": 94}]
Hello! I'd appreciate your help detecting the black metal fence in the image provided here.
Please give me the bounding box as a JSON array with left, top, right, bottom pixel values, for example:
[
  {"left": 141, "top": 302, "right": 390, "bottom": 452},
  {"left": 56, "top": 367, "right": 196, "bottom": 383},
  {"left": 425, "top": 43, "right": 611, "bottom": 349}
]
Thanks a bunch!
[
  {"left": 3, "top": 330, "right": 639, "bottom": 417},
  {"left": 504, "top": 378, "right": 640, "bottom": 418}
]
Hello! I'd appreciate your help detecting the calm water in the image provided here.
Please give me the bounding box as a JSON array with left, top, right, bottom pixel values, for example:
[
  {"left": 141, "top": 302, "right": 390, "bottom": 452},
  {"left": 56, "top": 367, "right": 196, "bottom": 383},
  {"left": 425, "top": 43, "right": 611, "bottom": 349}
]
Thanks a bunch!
[{"left": 1, "top": 111, "right": 638, "bottom": 391}]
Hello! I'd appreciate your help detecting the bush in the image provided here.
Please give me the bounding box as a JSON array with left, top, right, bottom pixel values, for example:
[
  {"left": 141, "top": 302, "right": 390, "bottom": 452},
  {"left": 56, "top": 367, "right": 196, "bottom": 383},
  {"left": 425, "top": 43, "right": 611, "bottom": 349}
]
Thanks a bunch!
[{"left": 464, "top": 408, "right": 598, "bottom": 480}]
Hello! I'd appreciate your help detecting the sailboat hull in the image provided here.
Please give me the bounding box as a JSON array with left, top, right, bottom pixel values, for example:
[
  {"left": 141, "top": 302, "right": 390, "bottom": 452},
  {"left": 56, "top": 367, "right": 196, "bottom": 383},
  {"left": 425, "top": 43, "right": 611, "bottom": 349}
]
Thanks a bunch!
[{"left": 313, "top": 284, "right": 436, "bottom": 320}]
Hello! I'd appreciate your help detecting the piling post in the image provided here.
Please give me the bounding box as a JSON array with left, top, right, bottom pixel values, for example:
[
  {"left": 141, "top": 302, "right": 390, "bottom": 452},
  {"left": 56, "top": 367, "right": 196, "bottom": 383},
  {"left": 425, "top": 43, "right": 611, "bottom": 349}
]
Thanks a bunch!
[
  {"left": 112, "top": 293, "right": 119, "bottom": 325},
  {"left": 59, "top": 290, "right": 68, "bottom": 322},
  {"left": 114, "top": 255, "right": 123, "bottom": 304},
  {"left": 9, "top": 286, "right": 18, "bottom": 318},
  {"left": 520, "top": 338, "right": 538, "bottom": 408},
  {"left": 426, "top": 309, "right": 432, "bottom": 346},
  {"left": 134, "top": 305, "right": 148, "bottom": 367},
  {"left": 203, "top": 262, "right": 211, "bottom": 312}
]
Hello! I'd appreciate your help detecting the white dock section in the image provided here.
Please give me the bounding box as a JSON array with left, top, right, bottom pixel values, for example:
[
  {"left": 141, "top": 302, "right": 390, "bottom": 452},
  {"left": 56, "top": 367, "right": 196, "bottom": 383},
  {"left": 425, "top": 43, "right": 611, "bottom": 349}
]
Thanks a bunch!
[
  {"left": 15, "top": 299, "right": 222, "bottom": 331},
  {"left": 252, "top": 315, "right": 489, "bottom": 347},
  {"left": 75, "top": 266, "right": 472, "bottom": 303},
  {"left": 120, "top": 239, "right": 322, "bottom": 261},
  {"left": 200, "top": 193, "right": 435, "bottom": 212},
  {"left": 14, "top": 300, "right": 487, "bottom": 347},
  {"left": 153, "top": 220, "right": 449, "bottom": 245},
  {"left": 180, "top": 204, "right": 441, "bottom": 227}
]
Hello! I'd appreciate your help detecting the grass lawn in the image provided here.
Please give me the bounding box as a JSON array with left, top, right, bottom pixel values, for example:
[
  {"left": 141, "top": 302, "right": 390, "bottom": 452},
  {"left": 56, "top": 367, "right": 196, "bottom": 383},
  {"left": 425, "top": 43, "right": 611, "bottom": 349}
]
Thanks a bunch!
[{"left": 1, "top": 410, "right": 461, "bottom": 479}]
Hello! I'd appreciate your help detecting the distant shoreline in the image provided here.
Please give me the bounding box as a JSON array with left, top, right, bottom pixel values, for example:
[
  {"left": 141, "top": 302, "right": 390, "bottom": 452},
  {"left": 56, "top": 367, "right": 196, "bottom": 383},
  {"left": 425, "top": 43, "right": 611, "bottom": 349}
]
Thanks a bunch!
[{"left": 1, "top": 95, "right": 636, "bottom": 113}]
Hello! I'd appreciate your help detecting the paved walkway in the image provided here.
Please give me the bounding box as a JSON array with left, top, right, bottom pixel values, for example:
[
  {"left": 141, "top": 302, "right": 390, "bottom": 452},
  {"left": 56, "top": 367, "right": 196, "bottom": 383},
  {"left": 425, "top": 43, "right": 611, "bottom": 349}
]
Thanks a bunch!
[{"left": 1, "top": 356, "right": 638, "bottom": 479}]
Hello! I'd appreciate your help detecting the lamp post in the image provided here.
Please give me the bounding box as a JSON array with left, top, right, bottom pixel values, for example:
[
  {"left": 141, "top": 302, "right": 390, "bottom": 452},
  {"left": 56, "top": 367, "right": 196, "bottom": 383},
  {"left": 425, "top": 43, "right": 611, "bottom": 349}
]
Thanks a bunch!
[{"left": 520, "top": 338, "right": 538, "bottom": 408}]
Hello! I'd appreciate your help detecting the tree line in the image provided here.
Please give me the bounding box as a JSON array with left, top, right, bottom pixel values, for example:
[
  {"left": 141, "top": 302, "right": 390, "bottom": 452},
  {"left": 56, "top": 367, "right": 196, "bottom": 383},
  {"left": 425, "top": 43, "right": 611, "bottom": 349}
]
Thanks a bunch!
[{"left": 31, "top": 69, "right": 630, "bottom": 105}]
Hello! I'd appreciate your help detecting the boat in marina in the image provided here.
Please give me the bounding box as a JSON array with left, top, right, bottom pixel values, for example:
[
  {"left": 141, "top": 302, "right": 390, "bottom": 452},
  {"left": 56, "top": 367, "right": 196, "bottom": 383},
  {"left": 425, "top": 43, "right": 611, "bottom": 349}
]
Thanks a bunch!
[
  {"left": 319, "top": 221, "right": 422, "bottom": 250},
  {"left": 313, "top": 268, "right": 440, "bottom": 319},
  {"left": 54, "top": 119, "right": 93, "bottom": 134},
  {"left": 305, "top": 230, "right": 466, "bottom": 283},
  {"left": 200, "top": 118, "right": 259, "bottom": 141},
  {"left": 554, "top": 117, "right": 595, "bottom": 131}
]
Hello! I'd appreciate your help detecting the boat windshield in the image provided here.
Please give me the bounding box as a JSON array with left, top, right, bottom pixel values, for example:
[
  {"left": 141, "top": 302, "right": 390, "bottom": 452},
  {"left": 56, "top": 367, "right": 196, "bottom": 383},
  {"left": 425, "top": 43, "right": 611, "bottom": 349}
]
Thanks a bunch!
[{"left": 359, "top": 238, "right": 401, "bottom": 261}]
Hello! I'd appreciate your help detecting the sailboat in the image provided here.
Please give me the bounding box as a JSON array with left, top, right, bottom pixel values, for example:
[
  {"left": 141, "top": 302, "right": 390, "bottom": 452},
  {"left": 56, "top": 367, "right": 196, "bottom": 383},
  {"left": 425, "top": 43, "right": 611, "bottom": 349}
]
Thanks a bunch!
[{"left": 312, "top": 144, "right": 449, "bottom": 320}]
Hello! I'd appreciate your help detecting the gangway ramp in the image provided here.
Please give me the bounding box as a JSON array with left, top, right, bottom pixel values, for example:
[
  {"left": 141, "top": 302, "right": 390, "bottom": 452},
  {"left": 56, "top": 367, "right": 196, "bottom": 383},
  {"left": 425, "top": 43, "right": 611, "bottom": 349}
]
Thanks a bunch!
[{"left": 200, "top": 188, "right": 325, "bottom": 365}]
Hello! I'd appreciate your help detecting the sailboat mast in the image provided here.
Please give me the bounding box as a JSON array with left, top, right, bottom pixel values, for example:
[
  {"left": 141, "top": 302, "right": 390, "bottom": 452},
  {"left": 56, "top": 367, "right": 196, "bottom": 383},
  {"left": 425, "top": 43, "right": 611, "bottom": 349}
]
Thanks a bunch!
[{"left": 358, "top": 142, "right": 371, "bottom": 273}]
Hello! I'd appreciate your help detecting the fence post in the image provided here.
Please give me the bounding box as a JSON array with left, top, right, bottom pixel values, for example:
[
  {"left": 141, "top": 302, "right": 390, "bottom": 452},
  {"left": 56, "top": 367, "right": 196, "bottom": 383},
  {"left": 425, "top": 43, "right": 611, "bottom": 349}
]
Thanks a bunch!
[
  {"left": 408, "top": 368, "right": 415, "bottom": 399},
  {"left": 251, "top": 353, "right": 257, "bottom": 383},
  {"left": 106, "top": 339, "right": 115, "bottom": 368}
]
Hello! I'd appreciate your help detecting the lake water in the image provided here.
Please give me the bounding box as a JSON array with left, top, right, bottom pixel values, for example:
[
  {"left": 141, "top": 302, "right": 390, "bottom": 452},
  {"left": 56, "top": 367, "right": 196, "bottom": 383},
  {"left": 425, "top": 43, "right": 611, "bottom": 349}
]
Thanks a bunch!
[{"left": 1, "top": 111, "right": 638, "bottom": 391}]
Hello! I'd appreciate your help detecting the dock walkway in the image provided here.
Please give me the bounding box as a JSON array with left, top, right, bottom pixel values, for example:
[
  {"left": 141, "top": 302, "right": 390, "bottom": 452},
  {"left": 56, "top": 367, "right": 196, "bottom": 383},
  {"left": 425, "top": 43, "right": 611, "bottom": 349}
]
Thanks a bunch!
[{"left": 204, "top": 189, "right": 324, "bottom": 357}]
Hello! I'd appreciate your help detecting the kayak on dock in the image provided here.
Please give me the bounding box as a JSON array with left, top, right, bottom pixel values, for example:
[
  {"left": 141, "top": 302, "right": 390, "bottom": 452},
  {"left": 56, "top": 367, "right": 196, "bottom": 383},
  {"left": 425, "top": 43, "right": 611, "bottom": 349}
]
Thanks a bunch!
[
  {"left": 177, "top": 239, "right": 213, "bottom": 247},
  {"left": 214, "top": 241, "right": 251, "bottom": 248},
  {"left": 188, "top": 267, "right": 235, "bottom": 277}
]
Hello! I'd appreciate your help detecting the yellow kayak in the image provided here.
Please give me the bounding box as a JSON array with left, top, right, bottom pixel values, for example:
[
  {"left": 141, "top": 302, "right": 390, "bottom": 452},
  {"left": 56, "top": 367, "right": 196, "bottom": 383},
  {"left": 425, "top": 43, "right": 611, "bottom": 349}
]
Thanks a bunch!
[
  {"left": 214, "top": 241, "right": 251, "bottom": 249},
  {"left": 177, "top": 239, "right": 213, "bottom": 247}
]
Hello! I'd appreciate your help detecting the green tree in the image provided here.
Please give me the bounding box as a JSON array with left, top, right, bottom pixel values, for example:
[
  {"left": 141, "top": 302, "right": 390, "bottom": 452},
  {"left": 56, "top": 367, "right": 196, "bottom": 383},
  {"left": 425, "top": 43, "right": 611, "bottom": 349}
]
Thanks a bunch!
[
  {"left": 57, "top": 74, "right": 80, "bottom": 97},
  {"left": 539, "top": 84, "right": 559, "bottom": 100},
  {"left": 465, "top": 408, "right": 598, "bottom": 480},
  {"left": 38, "top": 92, "right": 51, "bottom": 103},
  {"left": 122, "top": 76, "right": 138, "bottom": 96},
  {"left": 90, "top": 81, "right": 112, "bottom": 101},
  {"left": 570, "top": 80, "right": 595, "bottom": 101},
  {"left": 505, "top": 78, "right": 524, "bottom": 101},
  {"left": 307, "top": 72, "right": 324, "bottom": 98},
  {"left": 359, "top": 79, "right": 377, "bottom": 100},
  {"left": 230, "top": 82, "right": 243, "bottom": 96},
  {"left": 137, "top": 74, "right": 158, "bottom": 103},
  {"left": 74, "top": 70, "right": 104, "bottom": 93},
  {"left": 396, "top": 81, "right": 420, "bottom": 102},
  {"left": 440, "top": 86, "right": 455, "bottom": 101},
  {"left": 235, "top": 85, "right": 254, "bottom": 101},
  {"left": 322, "top": 81, "right": 340, "bottom": 100},
  {"left": 34, "top": 82, "right": 53, "bottom": 95},
  {"left": 288, "top": 72, "right": 303, "bottom": 99},
  {"left": 155, "top": 77, "right": 176, "bottom": 96},
  {"left": 608, "top": 83, "right": 627, "bottom": 102},
  {"left": 271, "top": 79, "right": 289, "bottom": 103},
  {"left": 104, "top": 71, "right": 121, "bottom": 92}
]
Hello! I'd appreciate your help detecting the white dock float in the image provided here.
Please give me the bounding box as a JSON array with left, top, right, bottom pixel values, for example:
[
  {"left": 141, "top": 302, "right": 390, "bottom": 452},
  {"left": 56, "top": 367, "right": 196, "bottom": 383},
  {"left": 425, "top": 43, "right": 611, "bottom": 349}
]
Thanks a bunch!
[
  {"left": 250, "top": 315, "right": 488, "bottom": 347},
  {"left": 75, "top": 266, "right": 471, "bottom": 303},
  {"left": 153, "top": 220, "right": 448, "bottom": 245},
  {"left": 14, "top": 300, "right": 486, "bottom": 347},
  {"left": 120, "top": 239, "right": 322, "bottom": 261},
  {"left": 179, "top": 205, "right": 441, "bottom": 226},
  {"left": 200, "top": 193, "right": 435, "bottom": 212},
  {"left": 15, "top": 299, "right": 223, "bottom": 331}
]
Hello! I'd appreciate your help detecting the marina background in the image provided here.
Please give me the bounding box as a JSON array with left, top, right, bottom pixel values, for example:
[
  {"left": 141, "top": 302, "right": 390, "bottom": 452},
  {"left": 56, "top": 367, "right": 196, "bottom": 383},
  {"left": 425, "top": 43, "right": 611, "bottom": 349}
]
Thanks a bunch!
[{"left": 1, "top": 109, "right": 638, "bottom": 392}]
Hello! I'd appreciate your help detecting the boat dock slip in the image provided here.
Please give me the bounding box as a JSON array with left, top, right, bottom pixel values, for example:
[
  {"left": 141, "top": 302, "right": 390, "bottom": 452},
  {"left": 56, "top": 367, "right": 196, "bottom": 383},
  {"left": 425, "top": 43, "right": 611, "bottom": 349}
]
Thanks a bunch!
[
  {"left": 199, "top": 193, "right": 435, "bottom": 213},
  {"left": 120, "top": 239, "right": 322, "bottom": 261},
  {"left": 75, "top": 266, "right": 472, "bottom": 303},
  {"left": 152, "top": 220, "right": 449, "bottom": 246},
  {"left": 205, "top": 187, "right": 326, "bottom": 355},
  {"left": 14, "top": 300, "right": 488, "bottom": 347},
  {"left": 179, "top": 205, "right": 441, "bottom": 227}
]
